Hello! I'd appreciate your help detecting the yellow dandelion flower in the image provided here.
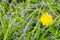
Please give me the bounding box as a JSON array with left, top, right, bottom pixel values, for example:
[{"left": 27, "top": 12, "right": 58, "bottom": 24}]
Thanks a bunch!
[{"left": 40, "top": 12, "right": 53, "bottom": 26}]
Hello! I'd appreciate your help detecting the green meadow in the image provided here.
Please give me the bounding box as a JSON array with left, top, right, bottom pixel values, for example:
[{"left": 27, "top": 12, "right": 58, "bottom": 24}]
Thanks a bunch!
[{"left": 0, "top": 0, "right": 60, "bottom": 40}]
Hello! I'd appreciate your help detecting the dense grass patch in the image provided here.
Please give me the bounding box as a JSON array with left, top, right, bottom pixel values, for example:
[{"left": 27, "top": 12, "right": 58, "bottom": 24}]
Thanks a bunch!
[{"left": 0, "top": 0, "right": 60, "bottom": 40}]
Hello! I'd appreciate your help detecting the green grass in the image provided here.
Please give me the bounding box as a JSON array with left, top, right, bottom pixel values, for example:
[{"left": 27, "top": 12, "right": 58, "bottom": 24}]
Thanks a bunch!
[{"left": 0, "top": 0, "right": 60, "bottom": 40}]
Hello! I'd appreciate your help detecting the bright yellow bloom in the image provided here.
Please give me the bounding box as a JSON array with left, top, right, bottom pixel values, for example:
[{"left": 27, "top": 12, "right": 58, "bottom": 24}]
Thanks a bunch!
[{"left": 40, "top": 12, "right": 53, "bottom": 26}]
